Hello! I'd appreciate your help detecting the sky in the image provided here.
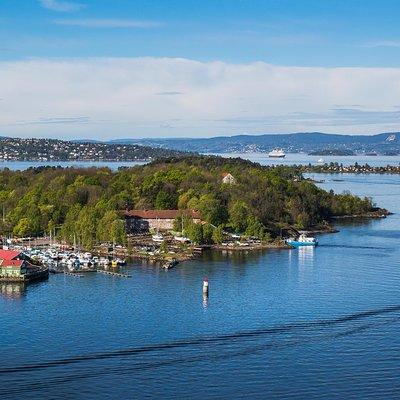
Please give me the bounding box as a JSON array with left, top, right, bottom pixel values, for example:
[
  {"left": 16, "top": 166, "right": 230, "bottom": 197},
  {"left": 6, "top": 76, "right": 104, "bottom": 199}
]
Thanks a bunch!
[{"left": 1, "top": 0, "right": 400, "bottom": 139}]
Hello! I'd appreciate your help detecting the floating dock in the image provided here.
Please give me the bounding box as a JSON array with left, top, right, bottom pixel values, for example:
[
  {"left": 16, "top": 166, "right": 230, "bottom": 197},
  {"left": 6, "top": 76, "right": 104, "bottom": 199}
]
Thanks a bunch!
[
  {"left": 96, "top": 270, "right": 131, "bottom": 278},
  {"left": 62, "top": 271, "right": 84, "bottom": 278}
]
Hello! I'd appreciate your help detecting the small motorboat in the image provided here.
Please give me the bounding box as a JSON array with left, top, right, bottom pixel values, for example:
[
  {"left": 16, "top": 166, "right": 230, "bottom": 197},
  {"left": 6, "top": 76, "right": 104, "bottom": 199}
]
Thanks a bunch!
[
  {"left": 174, "top": 235, "right": 190, "bottom": 243},
  {"left": 286, "top": 233, "right": 318, "bottom": 247},
  {"left": 152, "top": 233, "right": 164, "bottom": 243}
]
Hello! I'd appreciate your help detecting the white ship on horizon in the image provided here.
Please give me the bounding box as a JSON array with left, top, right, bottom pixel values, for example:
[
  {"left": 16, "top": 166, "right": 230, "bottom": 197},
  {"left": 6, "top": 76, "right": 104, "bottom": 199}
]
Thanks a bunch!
[{"left": 268, "top": 148, "right": 286, "bottom": 158}]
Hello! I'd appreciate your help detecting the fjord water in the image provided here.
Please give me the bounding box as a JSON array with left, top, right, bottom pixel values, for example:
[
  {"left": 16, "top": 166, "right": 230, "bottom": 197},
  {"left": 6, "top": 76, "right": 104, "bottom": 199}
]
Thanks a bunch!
[{"left": 1, "top": 173, "right": 400, "bottom": 399}]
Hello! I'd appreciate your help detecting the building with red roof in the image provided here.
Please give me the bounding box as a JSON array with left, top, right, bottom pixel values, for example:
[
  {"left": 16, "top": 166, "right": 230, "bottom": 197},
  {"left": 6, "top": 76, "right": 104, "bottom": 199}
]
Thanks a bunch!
[
  {"left": 0, "top": 248, "right": 47, "bottom": 282},
  {"left": 123, "top": 209, "right": 201, "bottom": 233}
]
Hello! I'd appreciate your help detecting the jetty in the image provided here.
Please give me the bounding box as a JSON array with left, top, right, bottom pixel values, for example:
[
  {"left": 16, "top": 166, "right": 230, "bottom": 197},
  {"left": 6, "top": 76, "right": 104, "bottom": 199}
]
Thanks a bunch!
[
  {"left": 96, "top": 270, "right": 131, "bottom": 278},
  {"left": 62, "top": 271, "right": 84, "bottom": 278}
]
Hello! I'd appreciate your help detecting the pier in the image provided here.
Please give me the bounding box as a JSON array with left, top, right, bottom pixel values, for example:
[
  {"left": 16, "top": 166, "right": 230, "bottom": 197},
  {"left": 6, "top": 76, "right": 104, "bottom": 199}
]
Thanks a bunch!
[
  {"left": 62, "top": 271, "right": 84, "bottom": 278},
  {"left": 96, "top": 270, "right": 131, "bottom": 278}
]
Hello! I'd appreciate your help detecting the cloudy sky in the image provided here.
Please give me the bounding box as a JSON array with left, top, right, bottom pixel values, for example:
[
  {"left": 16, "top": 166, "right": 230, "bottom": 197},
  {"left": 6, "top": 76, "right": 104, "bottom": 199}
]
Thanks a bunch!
[{"left": 1, "top": 0, "right": 400, "bottom": 139}]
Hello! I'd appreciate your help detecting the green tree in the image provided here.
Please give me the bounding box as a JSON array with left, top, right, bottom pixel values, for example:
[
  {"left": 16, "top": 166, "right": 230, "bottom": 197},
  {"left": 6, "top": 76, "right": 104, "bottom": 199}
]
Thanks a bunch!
[
  {"left": 75, "top": 206, "right": 97, "bottom": 249},
  {"left": 159, "top": 240, "right": 168, "bottom": 253},
  {"left": 110, "top": 218, "right": 127, "bottom": 245},
  {"left": 229, "top": 201, "right": 249, "bottom": 232},
  {"left": 212, "top": 225, "right": 224, "bottom": 244},
  {"left": 203, "top": 224, "right": 214, "bottom": 244},
  {"left": 197, "top": 194, "right": 227, "bottom": 226},
  {"left": 187, "top": 222, "right": 203, "bottom": 244},
  {"left": 245, "top": 216, "right": 267, "bottom": 240},
  {"left": 155, "top": 189, "right": 177, "bottom": 209},
  {"left": 13, "top": 218, "right": 31, "bottom": 237}
]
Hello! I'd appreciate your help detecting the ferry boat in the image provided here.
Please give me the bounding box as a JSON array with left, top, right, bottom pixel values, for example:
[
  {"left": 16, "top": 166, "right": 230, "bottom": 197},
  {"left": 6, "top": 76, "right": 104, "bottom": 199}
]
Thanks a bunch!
[
  {"left": 268, "top": 148, "right": 286, "bottom": 158},
  {"left": 317, "top": 158, "right": 324, "bottom": 163},
  {"left": 286, "top": 234, "right": 318, "bottom": 247}
]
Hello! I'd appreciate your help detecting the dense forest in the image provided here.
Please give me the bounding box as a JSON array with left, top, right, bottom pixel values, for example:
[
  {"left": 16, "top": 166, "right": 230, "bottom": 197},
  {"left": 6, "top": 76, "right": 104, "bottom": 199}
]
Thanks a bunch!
[{"left": 0, "top": 155, "right": 377, "bottom": 248}]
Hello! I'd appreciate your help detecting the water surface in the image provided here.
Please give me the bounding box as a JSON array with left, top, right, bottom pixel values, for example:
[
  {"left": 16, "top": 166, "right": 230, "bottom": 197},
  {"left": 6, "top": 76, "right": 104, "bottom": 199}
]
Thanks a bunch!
[
  {"left": 1, "top": 173, "right": 399, "bottom": 399},
  {"left": 216, "top": 152, "right": 400, "bottom": 167}
]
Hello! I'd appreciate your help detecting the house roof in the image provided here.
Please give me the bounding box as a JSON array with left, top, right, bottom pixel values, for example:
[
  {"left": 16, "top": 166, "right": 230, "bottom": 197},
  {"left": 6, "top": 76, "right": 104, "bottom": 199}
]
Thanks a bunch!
[
  {"left": 123, "top": 209, "right": 201, "bottom": 220},
  {"left": 1, "top": 259, "right": 24, "bottom": 268},
  {"left": 0, "top": 249, "right": 21, "bottom": 261}
]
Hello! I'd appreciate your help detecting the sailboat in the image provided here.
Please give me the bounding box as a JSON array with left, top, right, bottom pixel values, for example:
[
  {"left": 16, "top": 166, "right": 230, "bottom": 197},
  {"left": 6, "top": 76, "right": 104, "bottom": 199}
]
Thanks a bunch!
[
  {"left": 174, "top": 217, "right": 190, "bottom": 242},
  {"left": 152, "top": 218, "right": 164, "bottom": 242}
]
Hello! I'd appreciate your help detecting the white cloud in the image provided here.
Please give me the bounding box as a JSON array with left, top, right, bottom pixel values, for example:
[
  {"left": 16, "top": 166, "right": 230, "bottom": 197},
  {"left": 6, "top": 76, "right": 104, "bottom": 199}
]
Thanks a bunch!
[
  {"left": 39, "top": 0, "right": 85, "bottom": 12},
  {"left": 0, "top": 57, "right": 400, "bottom": 139},
  {"left": 364, "top": 40, "right": 400, "bottom": 48},
  {"left": 53, "top": 19, "right": 164, "bottom": 28}
]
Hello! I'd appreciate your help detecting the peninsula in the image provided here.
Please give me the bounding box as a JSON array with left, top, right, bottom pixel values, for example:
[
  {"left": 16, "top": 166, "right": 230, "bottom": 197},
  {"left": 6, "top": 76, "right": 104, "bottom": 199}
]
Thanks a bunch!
[{"left": 0, "top": 155, "right": 388, "bottom": 261}]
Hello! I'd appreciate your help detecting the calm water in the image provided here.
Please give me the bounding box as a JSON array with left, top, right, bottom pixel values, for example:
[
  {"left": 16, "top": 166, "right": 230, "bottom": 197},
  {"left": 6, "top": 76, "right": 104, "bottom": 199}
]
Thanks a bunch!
[
  {"left": 217, "top": 152, "right": 400, "bottom": 167},
  {"left": 0, "top": 153, "right": 399, "bottom": 172},
  {"left": 1, "top": 173, "right": 400, "bottom": 399}
]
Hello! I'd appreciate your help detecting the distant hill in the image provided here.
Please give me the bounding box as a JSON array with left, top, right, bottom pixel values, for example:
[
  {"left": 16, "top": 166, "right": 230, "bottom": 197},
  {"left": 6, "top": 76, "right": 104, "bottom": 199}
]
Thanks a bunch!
[{"left": 107, "top": 132, "right": 400, "bottom": 154}]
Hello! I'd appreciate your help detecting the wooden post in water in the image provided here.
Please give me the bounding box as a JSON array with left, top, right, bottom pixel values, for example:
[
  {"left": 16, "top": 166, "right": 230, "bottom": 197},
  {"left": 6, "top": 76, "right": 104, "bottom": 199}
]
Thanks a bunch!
[{"left": 202, "top": 277, "right": 209, "bottom": 297}]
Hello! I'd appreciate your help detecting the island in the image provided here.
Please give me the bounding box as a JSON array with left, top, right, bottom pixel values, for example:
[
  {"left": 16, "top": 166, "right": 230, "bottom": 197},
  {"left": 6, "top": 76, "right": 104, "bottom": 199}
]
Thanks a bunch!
[
  {"left": 301, "top": 162, "right": 400, "bottom": 174},
  {"left": 308, "top": 149, "right": 355, "bottom": 156},
  {"left": 0, "top": 155, "right": 389, "bottom": 267}
]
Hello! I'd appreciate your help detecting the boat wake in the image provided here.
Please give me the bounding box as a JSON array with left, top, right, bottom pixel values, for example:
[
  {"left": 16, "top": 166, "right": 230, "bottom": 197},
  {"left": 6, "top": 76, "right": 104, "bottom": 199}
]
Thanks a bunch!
[
  {"left": 320, "top": 244, "right": 389, "bottom": 250},
  {"left": 2, "top": 304, "right": 400, "bottom": 397}
]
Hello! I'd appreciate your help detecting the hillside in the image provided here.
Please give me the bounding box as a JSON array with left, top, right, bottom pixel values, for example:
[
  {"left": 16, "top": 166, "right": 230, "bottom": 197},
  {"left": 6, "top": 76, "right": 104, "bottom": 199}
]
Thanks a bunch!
[
  {"left": 108, "top": 132, "right": 400, "bottom": 154},
  {"left": 0, "top": 155, "right": 382, "bottom": 247}
]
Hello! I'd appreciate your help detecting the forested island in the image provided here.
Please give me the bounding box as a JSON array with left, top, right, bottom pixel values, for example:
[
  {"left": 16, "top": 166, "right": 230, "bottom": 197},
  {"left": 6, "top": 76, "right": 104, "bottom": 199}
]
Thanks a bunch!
[
  {"left": 0, "top": 156, "right": 387, "bottom": 252},
  {"left": 301, "top": 162, "right": 400, "bottom": 174},
  {"left": 308, "top": 149, "right": 355, "bottom": 156}
]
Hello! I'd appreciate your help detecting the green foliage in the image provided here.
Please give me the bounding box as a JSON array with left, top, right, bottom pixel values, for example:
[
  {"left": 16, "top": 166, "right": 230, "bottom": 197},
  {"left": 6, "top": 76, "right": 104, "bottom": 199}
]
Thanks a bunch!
[
  {"left": 212, "top": 225, "right": 224, "bottom": 244},
  {"left": 202, "top": 224, "right": 214, "bottom": 244},
  {"left": 229, "top": 201, "right": 250, "bottom": 232},
  {"left": 0, "top": 156, "right": 376, "bottom": 247},
  {"left": 245, "top": 216, "right": 268, "bottom": 240},
  {"left": 186, "top": 221, "right": 203, "bottom": 244},
  {"left": 159, "top": 240, "right": 168, "bottom": 253},
  {"left": 197, "top": 194, "right": 228, "bottom": 226},
  {"left": 155, "top": 189, "right": 177, "bottom": 209}
]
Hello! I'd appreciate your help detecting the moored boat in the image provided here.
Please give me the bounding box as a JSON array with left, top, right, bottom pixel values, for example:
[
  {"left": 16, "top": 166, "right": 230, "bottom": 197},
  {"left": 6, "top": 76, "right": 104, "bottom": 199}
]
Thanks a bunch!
[
  {"left": 152, "top": 233, "right": 164, "bottom": 242},
  {"left": 286, "top": 234, "right": 318, "bottom": 247},
  {"left": 174, "top": 235, "right": 190, "bottom": 243}
]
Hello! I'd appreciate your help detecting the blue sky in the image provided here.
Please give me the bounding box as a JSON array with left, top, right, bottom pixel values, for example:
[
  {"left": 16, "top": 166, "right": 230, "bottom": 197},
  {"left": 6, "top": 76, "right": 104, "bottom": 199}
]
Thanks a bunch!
[
  {"left": 1, "top": 0, "right": 400, "bottom": 138},
  {"left": 2, "top": 0, "right": 400, "bottom": 66}
]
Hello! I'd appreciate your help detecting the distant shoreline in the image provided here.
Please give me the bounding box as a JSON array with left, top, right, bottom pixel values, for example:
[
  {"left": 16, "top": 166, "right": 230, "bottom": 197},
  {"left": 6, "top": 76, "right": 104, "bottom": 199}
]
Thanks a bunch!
[{"left": 302, "top": 163, "right": 400, "bottom": 174}]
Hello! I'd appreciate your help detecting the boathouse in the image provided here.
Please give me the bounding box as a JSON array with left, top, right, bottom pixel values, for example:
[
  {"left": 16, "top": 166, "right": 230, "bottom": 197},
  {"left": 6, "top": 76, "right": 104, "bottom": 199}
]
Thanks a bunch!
[
  {"left": 0, "top": 249, "right": 47, "bottom": 282},
  {"left": 123, "top": 210, "right": 201, "bottom": 233}
]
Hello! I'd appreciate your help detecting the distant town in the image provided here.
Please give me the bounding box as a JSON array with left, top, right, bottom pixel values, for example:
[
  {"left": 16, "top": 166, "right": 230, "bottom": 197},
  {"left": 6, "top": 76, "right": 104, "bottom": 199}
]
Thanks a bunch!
[
  {"left": 0, "top": 137, "right": 181, "bottom": 162},
  {"left": 0, "top": 133, "right": 399, "bottom": 161},
  {"left": 113, "top": 132, "right": 400, "bottom": 155}
]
